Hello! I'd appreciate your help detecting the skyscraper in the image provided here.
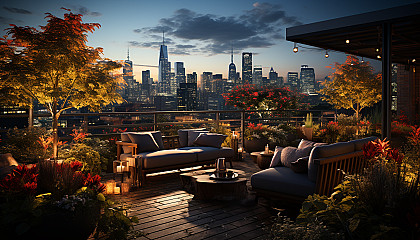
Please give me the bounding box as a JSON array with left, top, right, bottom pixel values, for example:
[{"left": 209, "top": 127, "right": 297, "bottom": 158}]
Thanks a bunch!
[
  {"left": 300, "top": 65, "right": 315, "bottom": 93},
  {"left": 287, "top": 72, "right": 299, "bottom": 90},
  {"left": 158, "top": 33, "right": 171, "bottom": 94},
  {"left": 242, "top": 52, "right": 252, "bottom": 85},
  {"left": 175, "top": 62, "right": 186, "bottom": 84},
  {"left": 253, "top": 66, "right": 262, "bottom": 86},
  {"left": 177, "top": 82, "right": 197, "bottom": 111},
  {"left": 187, "top": 72, "right": 197, "bottom": 83},
  {"left": 228, "top": 48, "right": 237, "bottom": 85},
  {"left": 123, "top": 49, "right": 140, "bottom": 102},
  {"left": 269, "top": 67, "right": 278, "bottom": 85}
]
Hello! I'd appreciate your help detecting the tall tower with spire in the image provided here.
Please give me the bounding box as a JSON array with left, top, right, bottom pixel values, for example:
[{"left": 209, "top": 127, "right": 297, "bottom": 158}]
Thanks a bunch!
[
  {"left": 123, "top": 48, "right": 139, "bottom": 102},
  {"left": 158, "top": 31, "right": 171, "bottom": 94},
  {"left": 228, "top": 47, "right": 237, "bottom": 85}
]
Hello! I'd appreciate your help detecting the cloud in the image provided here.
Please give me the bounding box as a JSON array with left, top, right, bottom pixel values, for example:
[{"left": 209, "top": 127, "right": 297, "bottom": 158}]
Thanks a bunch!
[
  {"left": 3, "top": 7, "right": 32, "bottom": 14},
  {"left": 0, "top": 16, "right": 23, "bottom": 24},
  {"left": 132, "top": 2, "right": 301, "bottom": 55},
  {"left": 175, "top": 44, "right": 196, "bottom": 49},
  {"left": 67, "top": 6, "right": 101, "bottom": 17}
]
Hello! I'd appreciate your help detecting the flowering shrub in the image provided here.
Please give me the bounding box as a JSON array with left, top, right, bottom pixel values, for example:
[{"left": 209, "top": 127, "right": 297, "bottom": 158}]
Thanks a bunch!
[
  {"left": 298, "top": 139, "right": 420, "bottom": 239},
  {"left": 316, "top": 115, "right": 373, "bottom": 143},
  {"left": 223, "top": 84, "right": 304, "bottom": 111}
]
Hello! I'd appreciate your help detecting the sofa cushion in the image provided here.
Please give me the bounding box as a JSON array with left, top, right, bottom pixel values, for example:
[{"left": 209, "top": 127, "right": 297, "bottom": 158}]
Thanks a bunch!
[
  {"left": 193, "top": 133, "right": 226, "bottom": 148},
  {"left": 121, "top": 133, "right": 133, "bottom": 154},
  {"left": 150, "top": 131, "right": 165, "bottom": 150},
  {"left": 308, "top": 142, "right": 355, "bottom": 182},
  {"left": 281, "top": 146, "right": 312, "bottom": 168},
  {"left": 349, "top": 136, "right": 378, "bottom": 151},
  {"left": 137, "top": 149, "right": 197, "bottom": 169},
  {"left": 269, "top": 146, "right": 284, "bottom": 168},
  {"left": 188, "top": 130, "right": 209, "bottom": 146},
  {"left": 251, "top": 167, "right": 316, "bottom": 197},
  {"left": 298, "top": 139, "right": 327, "bottom": 149},
  {"left": 290, "top": 156, "right": 309, "bottom": 173},
  {"left": 179, "top": 146, "right": 234, "bottom": 162},
  {"left": 178, "top": 128, "right": 206, "bottom": 147},
  {"left": 128, "top": 132, "right": 160, "bottom": 153}
]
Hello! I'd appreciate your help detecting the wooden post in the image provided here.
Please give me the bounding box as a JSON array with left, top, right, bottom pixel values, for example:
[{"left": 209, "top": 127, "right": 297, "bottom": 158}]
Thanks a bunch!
[{"left": 153, "top": 113, "right": 157, "bottom": 131}]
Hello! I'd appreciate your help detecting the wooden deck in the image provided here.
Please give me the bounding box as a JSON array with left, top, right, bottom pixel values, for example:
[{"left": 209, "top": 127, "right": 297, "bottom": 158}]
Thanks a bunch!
[{"left": 106, "top": 157, "right": 278, "bottom": 240}]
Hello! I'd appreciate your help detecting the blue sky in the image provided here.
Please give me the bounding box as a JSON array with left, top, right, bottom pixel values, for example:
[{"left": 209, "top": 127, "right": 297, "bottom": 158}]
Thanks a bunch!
[{"left": 1, "top": 0, "right": 418, "bottom": 81}]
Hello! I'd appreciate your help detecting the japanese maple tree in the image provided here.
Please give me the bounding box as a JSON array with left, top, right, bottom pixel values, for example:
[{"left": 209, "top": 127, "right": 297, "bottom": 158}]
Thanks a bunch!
[{"left": 0, "top": 9, "right": 123, "bottom": 159}]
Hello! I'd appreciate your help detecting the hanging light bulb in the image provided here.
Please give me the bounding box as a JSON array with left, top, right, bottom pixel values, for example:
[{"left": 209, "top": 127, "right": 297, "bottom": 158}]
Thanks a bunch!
[
  {"left": 361, "top": 57, "right": 364, "bottom": 63},
  {"left": 376, "top": 48, "right": 380, "bottom": 52},
  {"left": 293, "top": 42, "right": 298, "bottom": 53},
  {"left": 412, "top": 59, "right": 416, "bottom": 63},
  {"left": 345, "top": 39, "right": 350, "bottom": 44},
  {"left": 325, "top": 50, "right": 329, "bottom": 58}
]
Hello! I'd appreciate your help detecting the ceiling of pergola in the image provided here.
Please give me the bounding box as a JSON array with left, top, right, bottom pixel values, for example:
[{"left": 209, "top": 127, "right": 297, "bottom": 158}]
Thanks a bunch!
[{"left": 286, "top": 3, "right": 420, "bottom": 66}]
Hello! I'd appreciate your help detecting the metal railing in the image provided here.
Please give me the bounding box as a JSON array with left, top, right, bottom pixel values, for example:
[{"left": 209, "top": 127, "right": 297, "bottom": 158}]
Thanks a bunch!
[{"left": 0, "top": 109, "right": 337, "bottom": 145}]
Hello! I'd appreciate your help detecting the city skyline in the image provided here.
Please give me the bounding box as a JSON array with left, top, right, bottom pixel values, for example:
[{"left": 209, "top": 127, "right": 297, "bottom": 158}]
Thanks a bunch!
[{"left": 1, "top": 0, "right": 417, "bottom": 81}]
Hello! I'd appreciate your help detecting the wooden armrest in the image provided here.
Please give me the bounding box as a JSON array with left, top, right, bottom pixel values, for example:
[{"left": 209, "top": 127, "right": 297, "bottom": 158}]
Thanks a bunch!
[
  {"left": 314, "top": 151, "right": 363, "bottom": 165},
  {"left": 116, "top": 141, "right": 138, "bottom": 146}
]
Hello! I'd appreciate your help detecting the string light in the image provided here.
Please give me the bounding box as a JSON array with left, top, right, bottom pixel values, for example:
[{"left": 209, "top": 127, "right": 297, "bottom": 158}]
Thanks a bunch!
[
  {"left": 325, "top": 50, "right": 329, "bottom": 58},
  {"left": 412, "top": 59, "right": 416, "bottom": 63},
  {"left": 377, "top": 55, "right": 381, "bottom": 59},
  {"left": 361, "top": 57, "right": 364, "bottom": 63},
  {"left": 293, "top": 42, "right": 298, "bottom": 53},
  {"left": 345, "top": 39, "right": 350, "bottom": 44}
]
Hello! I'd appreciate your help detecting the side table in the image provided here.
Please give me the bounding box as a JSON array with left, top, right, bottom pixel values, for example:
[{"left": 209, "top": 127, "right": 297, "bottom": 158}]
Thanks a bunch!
[{"left": 257, "top": 151, "right": 274, "bottom": 170}]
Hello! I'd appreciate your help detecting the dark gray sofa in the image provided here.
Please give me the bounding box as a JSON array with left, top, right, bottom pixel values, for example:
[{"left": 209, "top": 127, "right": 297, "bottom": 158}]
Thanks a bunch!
[
  {"left": 116, "top": 130, "right": 234, "bottom": 186},
  {"left": 251, "top": 136, "right": 377, "bottom": 201}
]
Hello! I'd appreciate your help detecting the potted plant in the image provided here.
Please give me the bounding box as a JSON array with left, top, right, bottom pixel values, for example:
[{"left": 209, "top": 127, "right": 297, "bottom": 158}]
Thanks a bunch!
[
  {"left": 302, "top": 113, "right": 313, "bottom": 140},
  {"left": 244, "top": 123, "right": 287, "bottom": 152}
]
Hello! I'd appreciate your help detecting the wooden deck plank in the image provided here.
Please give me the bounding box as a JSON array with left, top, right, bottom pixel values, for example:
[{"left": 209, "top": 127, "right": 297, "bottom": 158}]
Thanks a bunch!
[{"left": 102, "top": 156, "right": 277, "bottom": 240}]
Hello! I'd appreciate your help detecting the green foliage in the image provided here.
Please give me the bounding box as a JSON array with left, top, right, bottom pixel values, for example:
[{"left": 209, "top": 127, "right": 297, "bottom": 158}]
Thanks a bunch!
[
  {"left": 95, "top": 200, "right": 141, "bottom": 240},
  {"left": 319, "top": 56, "right": 382, "bottom": 119},
  {"left": 62, "top": 143, "right": 102, "bottom": 175},
  {"left": 0, "top": 127, "right": 49, "bottom": 163},
  {"left": 270, "top": 215, "right": 344, "bottom": 240},
  {"left": 244, "top": 123, "right": 288, "bottom": 146},
  {"left": 83, "top": 137, "right": 116, "bottom": 172},
  {"left": 209, "top": 124, "right": 232, "bottom": 147},
  {"left": 304, "top": 113, "right": 313, "bottom": 128}
]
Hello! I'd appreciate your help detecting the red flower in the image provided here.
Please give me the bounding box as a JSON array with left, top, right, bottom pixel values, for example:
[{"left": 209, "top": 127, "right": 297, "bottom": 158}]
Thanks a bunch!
[
  {"left": 363, "top": 141, "right": 378, "bottom": 160},
  {"left": 387, "top": 148, "right": 403, "bottom": 164},
  {"left": 70, "top": 161, "right": 83, "bottom": 171}
]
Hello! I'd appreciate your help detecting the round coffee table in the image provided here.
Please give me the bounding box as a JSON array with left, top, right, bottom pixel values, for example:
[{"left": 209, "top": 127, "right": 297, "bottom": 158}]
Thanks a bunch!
[{"left": 180, "top": 169, "right": 247, "bottom": 201}]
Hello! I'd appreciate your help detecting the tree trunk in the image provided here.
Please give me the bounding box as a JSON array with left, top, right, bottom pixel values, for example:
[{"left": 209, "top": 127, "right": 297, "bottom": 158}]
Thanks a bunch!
[
  {"left": 28, "top": 98, "right": 33, "bottom": 127},
  {"left": 356, "top": 103, "right": 360, "bottom": 136},
  {"left": 52, "top": 101, "right": 59, "bottom": 160}
]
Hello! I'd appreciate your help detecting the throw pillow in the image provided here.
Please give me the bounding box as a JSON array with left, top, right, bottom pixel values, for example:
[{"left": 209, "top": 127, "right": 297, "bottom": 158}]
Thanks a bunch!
[
  {"left": 187, "top": 130, "right": 209, "bottom": 146},
  {"left": 178, "top": 128, "right": 206, "bottom": 147},
  {"left": 298, "top": 139, "right": 327, "bottom": 149},
  {"left": 127, "top": 133, "right": 160, "bottom": 153},
  {"left": 280, "top": 146, "right": 312, "bottom": 168},
  {"left": 290, "top": 156, "right": 309, "bottom": 173},
  {"left": 269, "top": 146, "right": 284, "bottom": 168},
  {"left": 193, "top": 133, "right": 227, "bottom": 148},
  {"left": 150, "top": 131, "right": 164, "bottom": 150}
]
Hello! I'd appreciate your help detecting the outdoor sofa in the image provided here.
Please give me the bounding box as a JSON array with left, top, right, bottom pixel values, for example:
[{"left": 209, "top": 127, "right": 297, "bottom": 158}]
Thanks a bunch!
[
  {"left": 116, "top": 129, "right": 234, "bottom": 186},
  {"left": 251, "top": 136, "right": 377, "bottom": 202}
]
